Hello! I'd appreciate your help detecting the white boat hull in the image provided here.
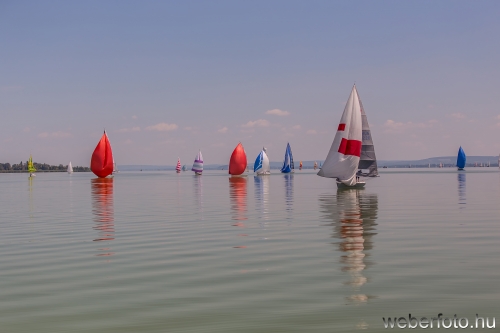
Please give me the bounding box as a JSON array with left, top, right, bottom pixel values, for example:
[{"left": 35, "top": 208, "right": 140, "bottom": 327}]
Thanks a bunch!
[{"left": 336, "top": 180, "right": 365, "bottom": 189}]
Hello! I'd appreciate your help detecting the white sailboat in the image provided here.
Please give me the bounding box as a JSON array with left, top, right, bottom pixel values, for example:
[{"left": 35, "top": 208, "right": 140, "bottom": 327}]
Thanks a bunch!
[
  {"left": 192, "top": 150, "right": 204, "bottom": 175},
  {"left": 317, "top": 85, "right": 365, "bottom": 188},
  {"left": 254, "top": 147, "right": 270, "bottom": 175},
  {"left": 67, "top": 161, "right": 73, "bottom": 174}
]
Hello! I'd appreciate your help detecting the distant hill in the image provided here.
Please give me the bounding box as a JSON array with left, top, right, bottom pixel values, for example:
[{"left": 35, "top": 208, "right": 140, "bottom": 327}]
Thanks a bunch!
[{"left": 118, "top": 156, "right": 500, "bottom": 171}]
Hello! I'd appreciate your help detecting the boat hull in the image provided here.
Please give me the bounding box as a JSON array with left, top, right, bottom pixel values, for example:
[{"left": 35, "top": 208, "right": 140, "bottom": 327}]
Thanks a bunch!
[{"left": 336, "top": 181, "right": 366, "bottom": 189}]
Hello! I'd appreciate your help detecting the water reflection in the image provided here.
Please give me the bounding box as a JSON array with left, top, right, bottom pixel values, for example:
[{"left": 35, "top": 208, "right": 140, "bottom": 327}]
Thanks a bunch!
[
  {"left": 458, "top": 173, "right": 466, "bottom": 208},
  {"left": 284, "top": 174, "right": 293, "bottom": 214},
  {"left": 254, "top": 176, "right": 269, "bottom": 221},
  {"left": 91, "top": 178, "right": 115, "bottom": 257},
  {"left": 319, "top": 189, "right": 378, "bottom": 305},
  {"left": 194, "top": 175, "right": 204, "bottom": 220},
  {"left": 229, "top": 177, "right": 247, "bottom": 224}
]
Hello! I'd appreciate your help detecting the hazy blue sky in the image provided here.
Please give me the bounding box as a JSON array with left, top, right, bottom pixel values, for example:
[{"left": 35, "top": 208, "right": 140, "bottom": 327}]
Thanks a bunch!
[{"left": 1, "top": 0, "right": 500, "bottom": 165}]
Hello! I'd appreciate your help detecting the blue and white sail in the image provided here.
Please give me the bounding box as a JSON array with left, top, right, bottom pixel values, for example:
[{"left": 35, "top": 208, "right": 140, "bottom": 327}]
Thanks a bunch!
[
  {"left": 280, "top": 143, "right": 294, "bottom": 173},
  {"left": 456, "top": 146, "right": 466, "bottom": 170},
  {"left": 254, "top": 147, "right": 270, "bottom": 175},
  {"left": 192, "top": 150, "right": 204, "bottom": 175}
]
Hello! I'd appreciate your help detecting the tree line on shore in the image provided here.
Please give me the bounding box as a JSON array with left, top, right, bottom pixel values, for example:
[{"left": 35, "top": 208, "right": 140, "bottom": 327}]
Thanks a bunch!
[{"left": 0, "top": 162, "right": 90, "bottom": 172}]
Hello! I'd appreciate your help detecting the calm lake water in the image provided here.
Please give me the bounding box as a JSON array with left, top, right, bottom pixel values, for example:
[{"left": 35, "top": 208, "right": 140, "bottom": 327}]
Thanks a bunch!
[{"left": 1, "top": 169, "right": 499, "bottom": 332}]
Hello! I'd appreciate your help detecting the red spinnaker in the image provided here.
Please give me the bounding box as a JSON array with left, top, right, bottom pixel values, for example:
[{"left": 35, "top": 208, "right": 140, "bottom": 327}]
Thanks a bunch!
[
  {"left": 91, "top": 132, "right": 114, "bottom": 178},
  {"left": 229, "top": 142, "right": 247, "bottom": 175}
]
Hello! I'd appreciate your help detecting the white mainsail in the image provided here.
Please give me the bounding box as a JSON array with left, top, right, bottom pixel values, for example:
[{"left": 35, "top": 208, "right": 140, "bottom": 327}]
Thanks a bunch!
[
  {"left": 67, "top": 161, "right": 73, "bottom": 174},
  {"left": 317, "top": 85, "right": 362, "bottom": 186}
]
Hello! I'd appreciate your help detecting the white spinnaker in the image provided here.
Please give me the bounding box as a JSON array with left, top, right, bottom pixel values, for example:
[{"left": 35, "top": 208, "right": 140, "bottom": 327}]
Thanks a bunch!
[
  {"left": 257, "top": 148, "right": 270, "bottom": 174},
  {"left": 317, "top": 85, "right": 362, "bottom": 186}
]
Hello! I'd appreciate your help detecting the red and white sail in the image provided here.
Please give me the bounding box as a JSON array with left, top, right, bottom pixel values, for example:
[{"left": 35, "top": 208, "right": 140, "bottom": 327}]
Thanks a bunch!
[
  {"left": 317, "top": 85, "right": 362, "bottom": 186},
  {"left": 176, "top": 158, "right": 181, "bottom": 172}
]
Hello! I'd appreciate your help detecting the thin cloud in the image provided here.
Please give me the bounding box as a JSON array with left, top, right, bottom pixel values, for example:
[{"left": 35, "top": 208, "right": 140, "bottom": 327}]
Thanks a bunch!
[
  {"left": 449, "top": 113, "right": 466, "bottom": 119},
  {"left": 291, "top": 125, "right": 301, "bottom": 130},
  {"left": 266, "top": 109, "right": 290, "bottom": 116},
  {"left": 116, "top": 127, "right": 141, "bottom": 133},
  {"left": 218, "top": 127, "right": 228, "bottom": 133},
  {"left": 38, "top": 131, "right": 72, "bottom": 139},
  {"left": 132, "top": 115, "right": 138, "bottom": 119},
  {"left": 146, "top": 123, "right": 178, "bottom": 132},
  {"left": 384, "top": 119, "right": 437, "bottom": 133},
  {"left": 241, "top": 119, "right": 270, "bottom": 128},
  {"left": 23, "top": 127, "right": 31, "bottom": 133},
  {"left": 306, "top": 129, "right": 317, "bottom": 135}
]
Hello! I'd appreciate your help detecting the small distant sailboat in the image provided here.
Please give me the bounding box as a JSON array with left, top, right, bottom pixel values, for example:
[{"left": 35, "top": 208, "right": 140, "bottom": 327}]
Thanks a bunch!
[
  {"left": 91, "top": 131, "right": 114, "bottom": 178},
  {"left": 299, "top": 161, "right": 303, "bottom": 170},
  {"left": 229, "top": 143, "right": 247, "bottom": 176},
  {"left": 456, "top": 146, "right": 466, "bottom": 171},
  {"left": 28, "top": 155, "right": 36, "bottom": 178},
  {"left": 254, "top": 147, "right": 270, "bottom": 175},
  {"left": 67, "top": 161, "right": 73, "bottom": 174},
  {"left": 317, "top": 85, "right": 364, "bottom": 188},
  {"left": 192, "top": 150, "right": 204, "bottom": 175},
  {"left": 176, "top": 158, "right": 181, "bottom": 173},
  {"left": 280, "top": 143, "right": 294, "bottom": 173},
  {"left": 182, "top": 165, "right": 187, "bottom": 172},
  {"left": 314, "top": 161, "right": 318, "bottom": 170}
]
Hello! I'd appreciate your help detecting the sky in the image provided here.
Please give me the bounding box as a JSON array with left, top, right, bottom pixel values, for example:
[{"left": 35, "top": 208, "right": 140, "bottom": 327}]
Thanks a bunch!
[{"left": 1, "top": 0, "right": 500, "bottom": 166}]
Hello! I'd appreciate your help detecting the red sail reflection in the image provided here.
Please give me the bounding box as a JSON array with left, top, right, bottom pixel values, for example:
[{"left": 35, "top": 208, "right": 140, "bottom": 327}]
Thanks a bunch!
[
  {"left": 91, "top": 178, "right": 115, "bottom": 256},
  {"left": 229, "top": 177, "right": 247, "bottom": 225}
]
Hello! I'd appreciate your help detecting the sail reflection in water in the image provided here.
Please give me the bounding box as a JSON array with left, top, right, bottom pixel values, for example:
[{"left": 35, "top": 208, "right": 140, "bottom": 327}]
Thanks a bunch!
[
  {"left": 254, "top": 176, "right": 269, "bottom": 221},
  {"left": 284, "top": 174, "right": 293, "bottom": 214},
  {"left": 194, "top": 175, "right": 204, "bottom": 220},
  {"left": 319, "top": 189, "right": 378, "bottom": 304},
  {"left": 91, "top": 178, "right": 115, "bottom": 257},
  {"left": 458, "top": 173, "right": 466, "bottom": 208},
  {"left": 229, "top": 177, "right": 247, "bottom": 224}
]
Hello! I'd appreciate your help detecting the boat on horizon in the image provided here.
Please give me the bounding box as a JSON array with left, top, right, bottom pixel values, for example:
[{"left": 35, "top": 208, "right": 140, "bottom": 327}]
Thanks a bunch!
[
  {"left": 314, "top": 161, "right": 318, "bottom": 170},
  {"left": 91, "top": 131, "right": 114, "bottom": 178},
  {"left": 229, "top": 143, "right": 247, "bottom": 176},
  {"left": 28, "top": 154, "right": 36, "bottom": 178},
  {"left": 176, "top": 158, "right": 181, "bottom": 173},
  {"left": 317, "top": 85, "right": 366, "bottom": 189},
  {"left": 254, "top": 147, "right": 270, "bottom": 175},
  {"left": 456, "top": 146, "right": 466, "bottom": 171},
  {"left": 67, "top": 161, "right": 73, "bottom": 174},
  {"left": 299, "top": 161, "right": 303, "bottom": 170},
  {"left": 280, "top": 143, "right": 294, "bottom": 173},
  {"left": 192, "top": 150, "right": 204, "bottom": 175}
]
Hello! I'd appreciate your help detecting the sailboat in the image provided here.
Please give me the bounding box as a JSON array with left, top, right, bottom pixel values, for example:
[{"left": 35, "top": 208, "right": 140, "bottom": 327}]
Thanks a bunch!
[
  {"left": 176, "top": 158, "right": 181, "bottom": 173},
  {"left": 254, "top": 147, "right": 270, "bottom": 175},
  {"left": 91, "top": 131, "right": 114, "bottom": 178},
  {"left": 182, "top": 165, "right": 187, "bottom": 172},
  {"left": 299, "top": 161, "right": 303, "bottom": 170},
  {"left": 67, "top": 161, "right": 73, "bottom": 174},
  {"left": 280, "top": 142, "right": 294, "bottom": 173},
  {"left": 456, "top": 146, "right": 466, "bottom": 170},
  {"left": 229, "top": 143, "right": 247, "bottom": 176},
  {"left": 358, "top": 95, "right": 379, "bottom": 177},
  {"left": 317, "top": 85, "right": 364, "bottom": 188},
  {"left": 27, "top": 155, "right": 36, "bottom": 178},
  {"left": 192, "top": 150, "right": 204, "bottom": 175},
  {"left": 314, "top": 161, "right": 318, "bottom": 170}
]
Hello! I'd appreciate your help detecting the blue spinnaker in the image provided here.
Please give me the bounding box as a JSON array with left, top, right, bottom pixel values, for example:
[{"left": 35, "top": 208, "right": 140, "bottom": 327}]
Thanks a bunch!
[{"left": 456, "top": 146, "right": 466, "bottom": 169}]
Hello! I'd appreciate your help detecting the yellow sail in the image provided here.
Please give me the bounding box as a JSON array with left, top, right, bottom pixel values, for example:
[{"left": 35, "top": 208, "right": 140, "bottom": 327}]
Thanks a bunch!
[{"left": 27, "top": 155, "right": 36, "bottom": 173}]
